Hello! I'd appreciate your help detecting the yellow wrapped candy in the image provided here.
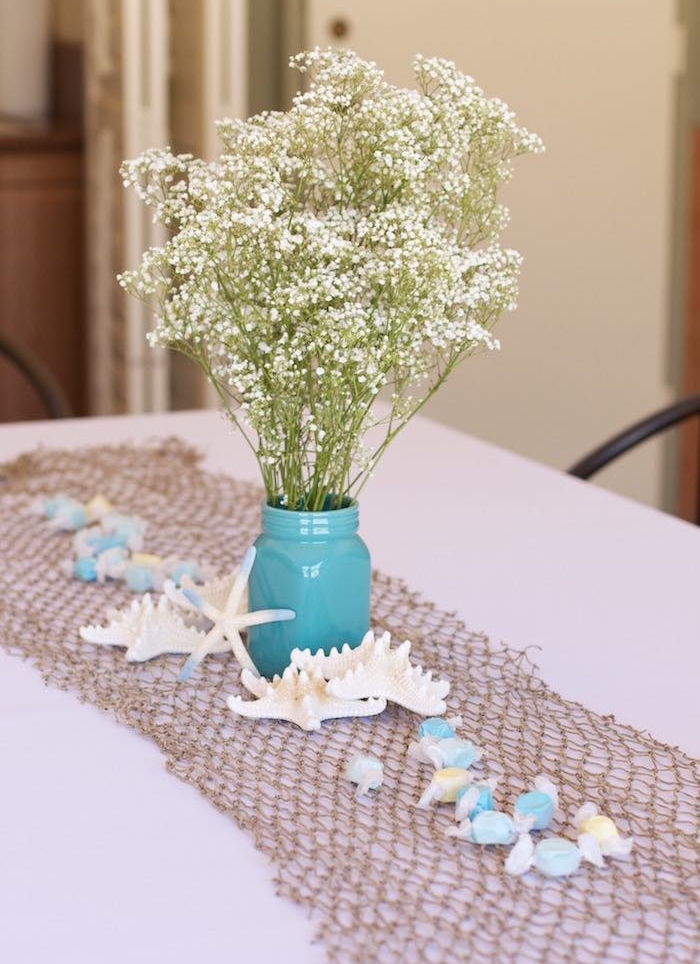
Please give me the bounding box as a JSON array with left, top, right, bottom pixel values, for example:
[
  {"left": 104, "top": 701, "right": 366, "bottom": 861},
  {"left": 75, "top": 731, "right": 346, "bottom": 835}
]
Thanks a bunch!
[
  {"left": 417, "top": 767, "right": 470, "bottom": 808},
  {"left": 578, "top": 813, "right": 618, "bottom": 844},
  {"left": 573, "top": 803, "right": 634, "bottom": 858},
  {"left": 84, "top": 494, "right": 114, "bottom": 522},
  {"left": 130, "top": 552, "right": 163, "bottom": 568}
]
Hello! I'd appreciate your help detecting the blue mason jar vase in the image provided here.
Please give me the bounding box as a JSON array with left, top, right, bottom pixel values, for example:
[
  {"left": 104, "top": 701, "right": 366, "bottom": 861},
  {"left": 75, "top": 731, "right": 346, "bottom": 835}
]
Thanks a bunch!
[{"left": 247, "top": 501, "right": 371, "bottom": 679}]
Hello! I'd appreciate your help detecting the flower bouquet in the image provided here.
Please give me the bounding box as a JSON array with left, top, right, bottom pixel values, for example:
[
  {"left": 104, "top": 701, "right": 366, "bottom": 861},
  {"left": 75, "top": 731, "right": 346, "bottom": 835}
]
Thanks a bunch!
[{"left": 120, "top": 48, "right": 542, "bottom": 676}]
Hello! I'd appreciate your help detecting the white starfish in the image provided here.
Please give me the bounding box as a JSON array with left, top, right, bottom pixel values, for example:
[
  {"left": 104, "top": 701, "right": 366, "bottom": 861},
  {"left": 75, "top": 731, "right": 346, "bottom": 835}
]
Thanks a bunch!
[
  {"left": 291, "top": 630, "right": 450, "bottom": 716},
  {"left": 227, "top": 664, "right": 387, "bottom": 731},
  {"left": 195, "top": 570, "right": 240, "bottom": 613},
  {"left": 163, "top": 571, "right": 239, "bottom": 631},
  {"left": 164, "top": 546, "right": 295, "bottom": 681},
  {"left": 79, "top": 593, "right": 215, "bottom": 662}
]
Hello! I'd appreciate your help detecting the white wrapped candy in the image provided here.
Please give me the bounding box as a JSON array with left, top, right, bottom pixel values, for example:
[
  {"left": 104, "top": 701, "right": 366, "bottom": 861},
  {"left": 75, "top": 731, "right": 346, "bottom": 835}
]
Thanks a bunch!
[{"left": 345, "top": 754, "right": 384, "bottom": 799}]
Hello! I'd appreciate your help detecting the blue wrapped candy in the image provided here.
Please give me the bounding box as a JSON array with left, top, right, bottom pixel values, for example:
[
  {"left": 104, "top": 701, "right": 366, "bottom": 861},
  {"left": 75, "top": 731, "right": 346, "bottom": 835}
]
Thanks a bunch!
[
  {"left": 455, "top": 780, "right": 495, "bottom": 821},
  {"left": 534, "top": 838, "right": 582, "bottom": 876},
  {"left": 448, "top": 810, "right": 518, "bottom": 845},
  {"left": 417, "top": 715, "right": 462, "bottom": 741},
  {"left": 94, "top": 546, "right": 129, "bottom": 582},
  {"left": 46, "top": 497, "right": 87, "bottom": 531},
  {"left": 470, "top": 811, "right": 517, "bottom": 845},
  {"left": 514, "top": 775, "right": 559, "bottom": 831},
  {"left": 39, "top": 495, "right": 73, "bottom": 520},
  {"left": 124, "top": 564, "right": 158, "bottom": 593},
  {"left": 515, "top": 791, "right": 555, "bottom": 831},
  {"left": 74, "top": 529, "right": 131, "bottom": 558},
  {"left": 101, "top": 512, "right": 146, "bottom": 538},
  {"left": 506, "top": 833, "right": 605, "bottom": 878},
  {"left": 73, "top": 557, "right": 97, "bottom": 582},
  {"left": 167, "top": 560, "right": 203, "bottom": 586},
  {"left": 426, "top": 737, "right": 480, "bottom": 770}
]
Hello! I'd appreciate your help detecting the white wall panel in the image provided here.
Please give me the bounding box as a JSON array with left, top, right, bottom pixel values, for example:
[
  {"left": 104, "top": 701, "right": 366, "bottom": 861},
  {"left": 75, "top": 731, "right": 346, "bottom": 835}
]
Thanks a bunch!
[{"left": 122, "top": 0, "right": 170, "bottom": 412}]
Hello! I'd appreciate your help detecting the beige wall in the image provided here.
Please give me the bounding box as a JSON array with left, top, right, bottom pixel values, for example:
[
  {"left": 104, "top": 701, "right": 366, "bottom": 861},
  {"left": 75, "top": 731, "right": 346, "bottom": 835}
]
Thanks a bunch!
[
  {"left": 113, "top": 1, "right": 685, "bottom": 508},
  {"left": 168, "top": 1, "right": 206, "bottom": 408},
  {"left": 169, "top": 1, "right": 204, "bottom": 156},
  {"left": 306, "top": 0, "right": 682, "bottom": 510},
  {"left": 51, "top": 0, "right": 84, "bottom": 42}
]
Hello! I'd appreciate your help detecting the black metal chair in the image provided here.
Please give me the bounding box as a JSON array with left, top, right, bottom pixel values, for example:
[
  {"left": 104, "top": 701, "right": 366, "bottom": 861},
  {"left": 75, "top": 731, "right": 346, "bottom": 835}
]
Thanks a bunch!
[
  {"left": 0, "top": 331, "right": 73, "bottom": 419},
  {"left": 568, "top": 392, "right": 700, "bottom": 522}
]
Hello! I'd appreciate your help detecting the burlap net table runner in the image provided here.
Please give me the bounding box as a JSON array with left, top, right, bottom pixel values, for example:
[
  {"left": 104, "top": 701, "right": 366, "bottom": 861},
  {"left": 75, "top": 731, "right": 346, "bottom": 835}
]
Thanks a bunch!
[{"left": 0, "top": 441, "right": 698, "bottom": 964}]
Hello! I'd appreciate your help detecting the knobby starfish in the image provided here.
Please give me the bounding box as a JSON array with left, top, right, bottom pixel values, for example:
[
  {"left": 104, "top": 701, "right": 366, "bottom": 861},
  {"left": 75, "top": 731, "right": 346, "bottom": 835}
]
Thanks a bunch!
[
  {"left": 80, "top": 548, "right": 294, "bottom": 676},
  {"left": 291, "top": 630, "right": 450, "bottom": 715},
  {"left": 79, "top": 593, "right": 215, "bottom": 662},
  {"left": 227, "top": 664, "right": 387, "bottom": 731},
  {"left": 193, "top": 570, "right": 239, "bottom": 613}
]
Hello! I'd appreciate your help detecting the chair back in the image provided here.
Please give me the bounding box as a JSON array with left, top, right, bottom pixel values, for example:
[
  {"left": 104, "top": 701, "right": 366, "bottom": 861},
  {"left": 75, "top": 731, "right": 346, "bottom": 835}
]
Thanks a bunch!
[{"left": 0, "top": 331, "right": 73, "bottom": 420}]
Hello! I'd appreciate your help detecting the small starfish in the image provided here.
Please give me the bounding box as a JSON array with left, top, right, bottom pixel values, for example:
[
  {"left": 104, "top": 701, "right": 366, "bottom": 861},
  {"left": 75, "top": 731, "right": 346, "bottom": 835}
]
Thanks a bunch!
[
  {"left": 79, "top": 593, "right": 214, "bottom": 662},
  {"left": 291, "top": 630, "right": 450, "bottom": 715},
  {"left": 164, "top": 546, "right": 295, "bottom": 681},
  {"left": 227, "top": 664, "right": 386, "bottom": 731}
]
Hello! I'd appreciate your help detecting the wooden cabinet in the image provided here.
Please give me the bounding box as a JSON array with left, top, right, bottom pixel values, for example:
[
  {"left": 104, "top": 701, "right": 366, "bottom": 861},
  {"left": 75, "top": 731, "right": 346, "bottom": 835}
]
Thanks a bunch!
[{"left": 0, "top": 122, "right": 85, "bottom": 420}]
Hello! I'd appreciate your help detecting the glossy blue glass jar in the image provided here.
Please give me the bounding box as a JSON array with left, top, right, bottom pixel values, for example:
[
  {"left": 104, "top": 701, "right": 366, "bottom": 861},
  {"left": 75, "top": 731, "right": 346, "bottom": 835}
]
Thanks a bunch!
[{"left": 247, "top": 501, "right": 371, "bottom": 679}]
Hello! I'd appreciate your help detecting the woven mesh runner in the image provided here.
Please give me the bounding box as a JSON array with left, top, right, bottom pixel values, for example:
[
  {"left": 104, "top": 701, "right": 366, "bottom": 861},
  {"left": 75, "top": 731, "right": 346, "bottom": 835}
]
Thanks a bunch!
[{"left": 1, "top": 441, "right": 698, "bottom": 963}]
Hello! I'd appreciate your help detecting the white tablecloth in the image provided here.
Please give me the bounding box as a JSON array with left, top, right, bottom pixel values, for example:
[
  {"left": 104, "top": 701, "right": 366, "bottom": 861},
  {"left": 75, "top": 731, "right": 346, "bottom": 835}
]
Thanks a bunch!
[{"left": 1, "top": 410, "right": 698, "bottom": 963}]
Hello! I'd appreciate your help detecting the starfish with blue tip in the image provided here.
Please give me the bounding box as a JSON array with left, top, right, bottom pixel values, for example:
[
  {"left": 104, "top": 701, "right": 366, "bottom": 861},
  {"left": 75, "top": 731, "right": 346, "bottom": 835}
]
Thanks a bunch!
[{"left": 164, "top": 546, "right": 295, "bottom": 681}]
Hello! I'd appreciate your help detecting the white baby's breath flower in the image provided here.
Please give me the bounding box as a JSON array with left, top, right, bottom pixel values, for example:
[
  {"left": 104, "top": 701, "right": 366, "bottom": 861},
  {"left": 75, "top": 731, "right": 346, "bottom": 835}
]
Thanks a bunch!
[{"left": 120, "top": 48, "right": 542, "bottom": 510}]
